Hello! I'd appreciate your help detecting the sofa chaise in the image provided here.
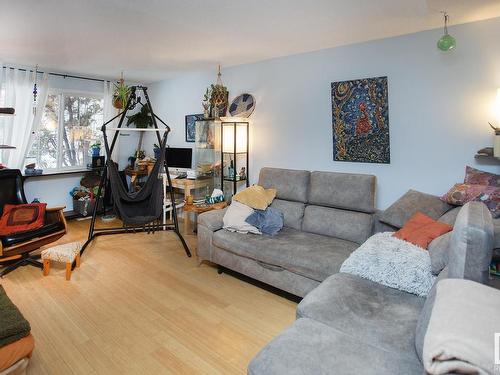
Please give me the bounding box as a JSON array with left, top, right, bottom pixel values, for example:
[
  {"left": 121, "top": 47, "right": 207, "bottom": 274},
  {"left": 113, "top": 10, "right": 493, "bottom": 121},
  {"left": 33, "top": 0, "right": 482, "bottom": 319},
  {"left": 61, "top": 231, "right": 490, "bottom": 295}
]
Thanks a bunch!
[
  {"left": 248, "top": 201, "right": 494, "bottom": 374},
  {"left": 197, "top": 167, "right": 376, "bottom": 297}
]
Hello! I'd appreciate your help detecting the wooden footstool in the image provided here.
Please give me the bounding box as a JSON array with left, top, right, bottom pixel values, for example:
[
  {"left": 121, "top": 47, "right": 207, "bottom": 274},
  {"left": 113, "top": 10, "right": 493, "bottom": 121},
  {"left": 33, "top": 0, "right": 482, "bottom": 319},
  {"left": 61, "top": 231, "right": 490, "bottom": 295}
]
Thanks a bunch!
[{"left": 41, "top": 242, "right": 82, "bottom": 281}]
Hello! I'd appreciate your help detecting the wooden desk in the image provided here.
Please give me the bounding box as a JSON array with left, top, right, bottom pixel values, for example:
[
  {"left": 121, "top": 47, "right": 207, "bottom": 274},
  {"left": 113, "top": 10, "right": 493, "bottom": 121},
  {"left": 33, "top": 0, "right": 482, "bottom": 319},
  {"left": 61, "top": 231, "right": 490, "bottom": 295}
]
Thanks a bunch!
[{"left": 161, "top": 175, "right": 212, "bottom": 233}]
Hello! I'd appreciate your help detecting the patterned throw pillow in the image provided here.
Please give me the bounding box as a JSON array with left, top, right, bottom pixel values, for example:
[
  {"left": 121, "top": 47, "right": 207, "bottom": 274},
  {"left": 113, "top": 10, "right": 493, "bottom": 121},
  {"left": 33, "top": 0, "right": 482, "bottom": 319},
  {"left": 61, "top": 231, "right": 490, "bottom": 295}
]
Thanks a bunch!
[
  {"left": 441, "top": 183, "right": 487, "bottom": 205},
  {"left": 441, "top": 183, "right": 500, "bottom": 218},
  {"left": 464, "top": 166, "right": 500, "bottom": 187},
  {"left": 0, "top": 203, "right": 46, "bottom": 236},
  {"left": 475, "top": 190, "right": 500, "bottom": 218}
]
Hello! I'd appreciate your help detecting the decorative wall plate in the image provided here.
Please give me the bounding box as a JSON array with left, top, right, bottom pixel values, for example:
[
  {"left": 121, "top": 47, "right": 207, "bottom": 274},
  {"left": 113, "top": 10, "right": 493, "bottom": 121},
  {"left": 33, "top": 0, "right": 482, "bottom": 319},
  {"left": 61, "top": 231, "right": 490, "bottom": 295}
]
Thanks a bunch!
[{"left": 229, "top": 94, "right": 255, "bottom": 118}]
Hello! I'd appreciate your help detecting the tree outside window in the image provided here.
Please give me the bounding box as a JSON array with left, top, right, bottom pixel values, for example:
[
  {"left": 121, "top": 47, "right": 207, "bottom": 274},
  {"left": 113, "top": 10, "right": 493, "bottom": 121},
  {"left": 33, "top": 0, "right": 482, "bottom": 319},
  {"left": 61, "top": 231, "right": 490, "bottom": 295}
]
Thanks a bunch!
[{"left": 25, "top": 91, "right": 104, "bottom": 170}]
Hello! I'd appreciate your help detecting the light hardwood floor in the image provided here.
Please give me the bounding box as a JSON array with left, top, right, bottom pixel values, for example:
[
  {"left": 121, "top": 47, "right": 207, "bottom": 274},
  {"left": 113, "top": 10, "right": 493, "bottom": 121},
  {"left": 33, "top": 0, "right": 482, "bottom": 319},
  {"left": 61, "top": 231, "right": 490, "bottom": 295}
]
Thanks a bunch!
[{"left": 1, "top": 219, "right": 297, "bottom": 374}]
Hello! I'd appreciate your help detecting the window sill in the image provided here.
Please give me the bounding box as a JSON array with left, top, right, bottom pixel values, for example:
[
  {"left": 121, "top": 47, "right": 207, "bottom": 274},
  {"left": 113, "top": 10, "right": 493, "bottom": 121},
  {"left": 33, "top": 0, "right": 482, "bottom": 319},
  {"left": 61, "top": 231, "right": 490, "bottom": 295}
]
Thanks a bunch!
[{"left": 23, "top": 167, "right": 104, "bottom": 178}]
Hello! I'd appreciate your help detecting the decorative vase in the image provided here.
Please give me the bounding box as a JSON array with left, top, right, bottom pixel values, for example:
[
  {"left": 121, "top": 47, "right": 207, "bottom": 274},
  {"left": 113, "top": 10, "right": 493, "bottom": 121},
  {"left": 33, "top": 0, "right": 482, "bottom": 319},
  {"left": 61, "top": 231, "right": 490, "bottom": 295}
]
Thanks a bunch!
[
  {"left": 494, "top": 132, "right": 500, "bottom": 157},
  {"left": 154, "top": 148, "right": 161, "bottom": 160},
  {"left": 92, "top": 148, "right": 100, "bottom": 157}
]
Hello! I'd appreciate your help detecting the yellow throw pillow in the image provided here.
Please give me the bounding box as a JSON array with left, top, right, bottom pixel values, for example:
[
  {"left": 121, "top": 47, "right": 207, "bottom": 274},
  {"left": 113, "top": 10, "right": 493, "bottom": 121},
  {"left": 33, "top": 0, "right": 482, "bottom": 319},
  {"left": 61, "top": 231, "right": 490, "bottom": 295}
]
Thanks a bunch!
[{"left": 233, "top": 185, "right": 277, "bottom": 210}]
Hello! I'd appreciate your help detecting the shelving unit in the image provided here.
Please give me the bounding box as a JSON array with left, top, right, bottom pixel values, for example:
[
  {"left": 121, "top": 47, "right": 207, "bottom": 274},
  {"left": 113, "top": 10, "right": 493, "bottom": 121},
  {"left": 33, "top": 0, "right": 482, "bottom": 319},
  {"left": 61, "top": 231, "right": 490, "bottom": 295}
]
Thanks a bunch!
[{"left": 194, "top": 117, "right": 249, "bottom": 200}]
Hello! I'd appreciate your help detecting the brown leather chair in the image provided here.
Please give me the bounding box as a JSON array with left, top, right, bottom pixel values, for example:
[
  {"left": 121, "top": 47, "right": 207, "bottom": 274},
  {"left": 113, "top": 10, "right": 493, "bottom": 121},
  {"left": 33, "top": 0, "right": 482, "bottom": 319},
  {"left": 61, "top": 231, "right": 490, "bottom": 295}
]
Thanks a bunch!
[{"left": 0, "top": 169, "right": 67, "bottom": 277}]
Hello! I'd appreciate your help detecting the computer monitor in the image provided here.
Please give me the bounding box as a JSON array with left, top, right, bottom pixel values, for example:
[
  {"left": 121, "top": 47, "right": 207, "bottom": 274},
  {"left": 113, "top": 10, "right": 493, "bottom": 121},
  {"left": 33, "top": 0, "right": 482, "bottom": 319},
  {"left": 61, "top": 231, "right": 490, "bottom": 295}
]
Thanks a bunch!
[{"left": 165, "top": 147, "right": 192, "bottom": 169}]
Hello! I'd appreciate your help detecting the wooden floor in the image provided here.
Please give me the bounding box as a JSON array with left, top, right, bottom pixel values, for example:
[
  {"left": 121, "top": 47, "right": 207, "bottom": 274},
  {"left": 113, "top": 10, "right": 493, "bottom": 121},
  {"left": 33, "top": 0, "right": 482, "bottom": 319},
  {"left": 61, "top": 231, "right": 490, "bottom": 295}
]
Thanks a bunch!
[{"left": 1, "top": 219, "right": 297, "bottom": 374}]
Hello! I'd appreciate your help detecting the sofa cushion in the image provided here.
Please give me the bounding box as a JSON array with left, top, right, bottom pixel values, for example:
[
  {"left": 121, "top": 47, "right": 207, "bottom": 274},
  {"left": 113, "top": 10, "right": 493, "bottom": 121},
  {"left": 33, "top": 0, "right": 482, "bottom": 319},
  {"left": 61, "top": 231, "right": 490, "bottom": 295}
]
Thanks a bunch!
[
  {"left": 297, "top": 273, "right": 425, "bottom": 355},
  {"left": 379, "top": 190, "right": 452, "bottom": 228},
  {"left": 437, "top": 206, "right": 461, "bottom": 225},
  {"left": 269, "top": 199, "right": 305, "bottom": 230},
  {"left": 248, "top": 318, "right": 423, "bottom": 375},
  {"left": 212, "top": 227, "right": 357, "bottom": 282},
  {"left": 448, "top": 202, "right": 493, "bottom": 284},
  {"left": 428, "top": 232, "right": 451, "bottom": 275},
  {"left": 302, "top": 205, "right": 372, "bottom": 244},
  {"left": 258, "top": 167, "right": 310, "bottom": 203},
  {"left": 308, "top": 171, "right": 376, "bottom": 213}
]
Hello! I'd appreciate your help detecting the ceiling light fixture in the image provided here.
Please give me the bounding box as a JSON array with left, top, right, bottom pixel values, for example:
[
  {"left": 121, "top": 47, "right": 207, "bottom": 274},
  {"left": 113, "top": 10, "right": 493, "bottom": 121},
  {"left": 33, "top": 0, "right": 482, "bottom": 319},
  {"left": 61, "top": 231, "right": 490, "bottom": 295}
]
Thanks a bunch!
[{"left": 437, "top": 12, "right": 456, "bottom": 52}]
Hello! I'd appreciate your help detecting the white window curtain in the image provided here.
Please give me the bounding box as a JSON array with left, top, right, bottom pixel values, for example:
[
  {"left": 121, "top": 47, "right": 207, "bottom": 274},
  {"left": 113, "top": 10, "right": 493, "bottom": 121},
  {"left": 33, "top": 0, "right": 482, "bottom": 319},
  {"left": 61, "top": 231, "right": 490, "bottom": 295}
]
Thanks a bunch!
[
  {"left": 103, "top": 80, "right": 120, "bottom": 164},
  {"left": 0, "top": 67, "right": 49, "bottom": 169}
]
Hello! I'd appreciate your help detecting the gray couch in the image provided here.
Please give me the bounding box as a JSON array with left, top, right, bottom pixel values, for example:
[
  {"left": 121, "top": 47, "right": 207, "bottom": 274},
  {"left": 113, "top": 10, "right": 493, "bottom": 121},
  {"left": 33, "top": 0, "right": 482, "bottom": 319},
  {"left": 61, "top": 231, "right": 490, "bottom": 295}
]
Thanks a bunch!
[
  {"left": 248, "top": 201, "right": 494, "bottom": 375},
  {"left": 197, "top": 167, "right": 376, "bottom": 297}
]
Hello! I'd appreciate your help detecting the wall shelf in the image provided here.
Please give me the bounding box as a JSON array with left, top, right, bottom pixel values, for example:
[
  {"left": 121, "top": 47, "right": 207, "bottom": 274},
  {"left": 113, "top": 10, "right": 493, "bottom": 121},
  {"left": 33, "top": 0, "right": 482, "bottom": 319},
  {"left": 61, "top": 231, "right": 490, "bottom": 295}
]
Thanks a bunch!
[
  {"left": 474, "top": 154, "right": 500, "bottom": 163},
  {"left": 0, "top": 145, "right": 16, "bottom": 149}
]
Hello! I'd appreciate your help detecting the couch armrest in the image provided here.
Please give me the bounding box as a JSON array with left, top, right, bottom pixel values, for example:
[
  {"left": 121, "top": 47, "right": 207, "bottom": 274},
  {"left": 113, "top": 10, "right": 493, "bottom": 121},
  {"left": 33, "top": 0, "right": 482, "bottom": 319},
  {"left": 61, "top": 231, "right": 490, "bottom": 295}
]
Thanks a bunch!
[
  {"left": 198, "top": 207, "right": 227, "bottom": 232},
  {"left": 197, "top": 207, "right": 227, "bottom": 262}
]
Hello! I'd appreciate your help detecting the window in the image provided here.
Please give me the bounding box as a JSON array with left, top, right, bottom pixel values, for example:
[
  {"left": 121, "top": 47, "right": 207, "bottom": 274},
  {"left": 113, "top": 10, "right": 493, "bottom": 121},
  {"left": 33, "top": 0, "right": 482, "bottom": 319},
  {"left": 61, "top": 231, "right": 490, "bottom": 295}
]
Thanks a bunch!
[{"left": 25, "top": 90, "right": 104, "bottom": 170}]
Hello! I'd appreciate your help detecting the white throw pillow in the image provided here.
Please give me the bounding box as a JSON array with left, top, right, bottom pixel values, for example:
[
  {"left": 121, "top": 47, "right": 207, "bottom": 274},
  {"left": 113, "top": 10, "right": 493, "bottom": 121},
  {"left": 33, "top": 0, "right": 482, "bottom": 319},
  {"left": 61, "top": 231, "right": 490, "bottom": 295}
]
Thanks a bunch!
[{"left": 223, "top": 201, "right": 261, "bottom": 234}]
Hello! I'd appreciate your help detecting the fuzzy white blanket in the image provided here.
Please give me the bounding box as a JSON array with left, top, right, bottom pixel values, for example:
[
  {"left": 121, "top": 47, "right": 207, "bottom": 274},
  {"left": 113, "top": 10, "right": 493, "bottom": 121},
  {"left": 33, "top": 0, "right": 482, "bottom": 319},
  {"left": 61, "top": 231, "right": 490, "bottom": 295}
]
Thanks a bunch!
[{"left": 340, "top": 232, "right": 436, "bottom": 297}]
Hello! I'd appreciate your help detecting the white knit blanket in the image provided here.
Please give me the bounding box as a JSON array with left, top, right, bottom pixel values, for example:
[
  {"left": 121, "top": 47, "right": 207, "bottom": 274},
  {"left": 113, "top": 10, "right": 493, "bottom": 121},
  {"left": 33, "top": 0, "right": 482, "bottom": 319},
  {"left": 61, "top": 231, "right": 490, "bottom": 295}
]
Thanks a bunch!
[{"left": 340, "top": 232, "right": 436, "bottom": 297}]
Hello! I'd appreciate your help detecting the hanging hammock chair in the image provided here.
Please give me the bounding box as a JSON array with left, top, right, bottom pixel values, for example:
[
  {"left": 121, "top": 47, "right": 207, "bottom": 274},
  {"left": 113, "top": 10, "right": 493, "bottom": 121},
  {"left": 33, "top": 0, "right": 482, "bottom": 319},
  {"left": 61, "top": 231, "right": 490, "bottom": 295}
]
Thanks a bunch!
[
  {"left": 103, "top": 126, "right": 167, "bottom": 226},
  {"left": 80, "top": 85, "right": 191, "bottom": 258}
]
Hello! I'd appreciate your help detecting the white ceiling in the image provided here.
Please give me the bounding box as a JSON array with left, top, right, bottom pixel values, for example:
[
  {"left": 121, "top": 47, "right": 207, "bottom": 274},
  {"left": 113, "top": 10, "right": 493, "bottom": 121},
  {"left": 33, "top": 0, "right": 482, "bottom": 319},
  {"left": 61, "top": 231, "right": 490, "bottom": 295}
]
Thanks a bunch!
[{"left": 1, "top": 0, "right": 500, "bottom": 83}]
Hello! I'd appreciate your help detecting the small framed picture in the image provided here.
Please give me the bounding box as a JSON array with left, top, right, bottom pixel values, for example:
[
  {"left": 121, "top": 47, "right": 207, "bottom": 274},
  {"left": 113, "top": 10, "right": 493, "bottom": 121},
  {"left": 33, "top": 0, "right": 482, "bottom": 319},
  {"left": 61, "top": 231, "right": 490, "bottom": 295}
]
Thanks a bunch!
[{"left": 185, "top": 114, "right": 204, "bottom": 142}]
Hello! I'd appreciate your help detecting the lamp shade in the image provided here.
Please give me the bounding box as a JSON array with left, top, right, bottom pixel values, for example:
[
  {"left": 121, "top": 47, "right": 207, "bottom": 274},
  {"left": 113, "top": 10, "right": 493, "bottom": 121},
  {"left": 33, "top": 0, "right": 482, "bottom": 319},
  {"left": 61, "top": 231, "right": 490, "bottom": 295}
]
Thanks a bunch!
[{"left": 222, "top": 123, "right": 247, "bottom": 153}]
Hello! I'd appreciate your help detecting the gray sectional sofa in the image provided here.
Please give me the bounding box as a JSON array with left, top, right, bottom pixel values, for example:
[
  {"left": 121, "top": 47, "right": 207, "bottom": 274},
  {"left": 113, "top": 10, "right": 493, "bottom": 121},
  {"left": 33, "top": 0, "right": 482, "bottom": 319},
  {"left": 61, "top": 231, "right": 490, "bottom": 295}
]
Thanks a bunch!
[
  {"left": 248, "top": 201, "right": 494, "bottom": 375},
  {"left": 197, "top": 167, "right": 376, "bottom": 297}
]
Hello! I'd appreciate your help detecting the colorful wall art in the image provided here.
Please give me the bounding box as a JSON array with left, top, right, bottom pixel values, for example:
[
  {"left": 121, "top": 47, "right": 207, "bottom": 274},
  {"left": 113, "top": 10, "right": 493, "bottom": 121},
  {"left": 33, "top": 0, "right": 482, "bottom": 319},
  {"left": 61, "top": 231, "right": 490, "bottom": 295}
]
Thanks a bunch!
[{"left": 331, "top": 76, "right": 390, "bottom": 163}]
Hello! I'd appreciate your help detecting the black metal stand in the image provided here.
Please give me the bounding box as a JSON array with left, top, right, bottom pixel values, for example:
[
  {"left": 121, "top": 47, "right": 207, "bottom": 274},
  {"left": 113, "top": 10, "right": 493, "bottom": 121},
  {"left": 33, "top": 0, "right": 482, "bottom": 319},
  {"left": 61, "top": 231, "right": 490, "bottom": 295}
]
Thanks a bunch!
[
  {"left": 0, "top": 253, "right": 43, "bottom": 278},
  {"left": 80, "top": 86, "right": 191, "bottom": 258}
]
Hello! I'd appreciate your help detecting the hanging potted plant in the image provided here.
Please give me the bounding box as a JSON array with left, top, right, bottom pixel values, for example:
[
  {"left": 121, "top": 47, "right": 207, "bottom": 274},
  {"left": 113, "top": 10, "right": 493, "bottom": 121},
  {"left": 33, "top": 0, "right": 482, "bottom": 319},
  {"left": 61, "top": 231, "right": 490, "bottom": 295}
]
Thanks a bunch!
[
  {"left": 113, "top": 78, "right": 130, "bottom": 110},
  {"left": 209, "top": 65, "right": 229, "bottom": 118},
  {"left": 126, "top": 105, "right": 153, "bottom": 155}
]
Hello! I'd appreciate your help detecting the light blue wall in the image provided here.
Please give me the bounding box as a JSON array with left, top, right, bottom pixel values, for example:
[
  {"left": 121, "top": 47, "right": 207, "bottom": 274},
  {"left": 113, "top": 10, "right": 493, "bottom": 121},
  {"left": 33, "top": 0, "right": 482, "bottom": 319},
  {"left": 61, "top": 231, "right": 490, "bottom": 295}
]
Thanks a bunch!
[{"left": 149, "top": 17, "right": 500, "bottom": 209}]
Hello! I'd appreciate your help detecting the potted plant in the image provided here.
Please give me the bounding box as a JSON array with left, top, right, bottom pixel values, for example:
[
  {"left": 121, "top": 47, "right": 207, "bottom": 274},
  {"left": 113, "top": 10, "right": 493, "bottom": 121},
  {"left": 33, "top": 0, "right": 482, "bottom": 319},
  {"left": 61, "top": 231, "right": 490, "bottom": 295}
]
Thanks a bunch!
[
  {"left": 202, "top": 87, "right": 212, "bottom": 118},
  {"left": 126, "top": 105, "right": 153, "bottom": 155},
  {"left": 90, "top": 142, "right": 101, "bottom": 157},
  {"left": 113, "top": 78, "right": 130, "bottom": 110}
]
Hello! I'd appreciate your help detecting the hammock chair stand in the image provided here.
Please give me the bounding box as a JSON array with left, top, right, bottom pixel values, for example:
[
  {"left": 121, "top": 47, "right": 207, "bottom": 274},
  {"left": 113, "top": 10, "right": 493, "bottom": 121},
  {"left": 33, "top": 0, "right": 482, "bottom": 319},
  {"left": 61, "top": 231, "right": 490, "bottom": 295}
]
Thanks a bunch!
[{"left": 79, "top": 85, "right": 191, "bottom": 259}]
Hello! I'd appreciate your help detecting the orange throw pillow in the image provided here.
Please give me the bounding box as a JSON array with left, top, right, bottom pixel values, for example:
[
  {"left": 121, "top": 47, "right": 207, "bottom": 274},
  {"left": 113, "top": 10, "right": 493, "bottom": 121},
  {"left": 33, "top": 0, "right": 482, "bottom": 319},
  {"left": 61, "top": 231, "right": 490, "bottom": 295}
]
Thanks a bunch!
[
  {"left": 393, "top": 212, "right": 452, "bottom": 249},
  {"left": 0, "top": 203, "right": 46, "bottom": 236}
]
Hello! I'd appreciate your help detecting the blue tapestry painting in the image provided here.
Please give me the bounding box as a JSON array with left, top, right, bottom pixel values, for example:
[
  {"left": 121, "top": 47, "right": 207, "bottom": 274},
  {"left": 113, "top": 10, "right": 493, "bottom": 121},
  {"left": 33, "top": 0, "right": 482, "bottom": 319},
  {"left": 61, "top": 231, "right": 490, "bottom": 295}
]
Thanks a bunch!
[{"left": 331, "top": 76, "right": 389, "bottom": 163}]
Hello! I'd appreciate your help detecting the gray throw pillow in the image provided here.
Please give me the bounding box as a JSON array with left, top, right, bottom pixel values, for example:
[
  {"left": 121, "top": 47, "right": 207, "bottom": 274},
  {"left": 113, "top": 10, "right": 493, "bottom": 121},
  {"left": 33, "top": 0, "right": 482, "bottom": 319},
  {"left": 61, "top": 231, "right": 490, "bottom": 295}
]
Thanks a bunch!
[
  {"left": 428, "top": 232, "right": 451, "bottom": 275},
  {"left": 379, "top": 190, "right": 452, "bottom": 228},
  {"left": 438, "top": 206, "right": 461, "bottom": 226}
]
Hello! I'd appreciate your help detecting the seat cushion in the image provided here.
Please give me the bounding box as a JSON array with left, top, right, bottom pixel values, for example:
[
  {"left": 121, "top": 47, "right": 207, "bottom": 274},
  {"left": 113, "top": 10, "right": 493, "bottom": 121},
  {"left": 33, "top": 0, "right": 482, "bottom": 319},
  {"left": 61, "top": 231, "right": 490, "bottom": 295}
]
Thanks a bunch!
[
  {"left": 297, "top": 273, "right": 425, "bottom": 356},
  {"left": 248, "top": 318, "right": 423, "bottom": 375},
  {"left": 212, "top": 227, "right": 357, "bottom": 282},
  {"left": 1, "top": 220, "right": 65, "bottom": 248}
]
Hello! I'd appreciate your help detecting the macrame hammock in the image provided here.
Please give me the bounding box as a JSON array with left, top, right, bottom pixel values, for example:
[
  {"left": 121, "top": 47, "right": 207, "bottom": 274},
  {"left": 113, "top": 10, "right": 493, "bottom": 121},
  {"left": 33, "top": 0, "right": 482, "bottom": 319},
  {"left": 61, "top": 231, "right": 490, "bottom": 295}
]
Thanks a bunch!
[
  {"left": 103, "top": 128, "right": 167, "bottom": 227},
  {"left": 80, "top": 85, "right": 190, "bottom": 258}
]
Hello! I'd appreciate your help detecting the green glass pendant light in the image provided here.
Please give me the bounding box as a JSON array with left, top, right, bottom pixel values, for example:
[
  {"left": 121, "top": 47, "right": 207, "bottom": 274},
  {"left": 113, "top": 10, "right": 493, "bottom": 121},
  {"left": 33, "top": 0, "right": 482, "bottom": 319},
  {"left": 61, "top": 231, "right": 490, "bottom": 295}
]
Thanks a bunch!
[{"left": 437, "top": 12, "right": 456, "bottom": 52}]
